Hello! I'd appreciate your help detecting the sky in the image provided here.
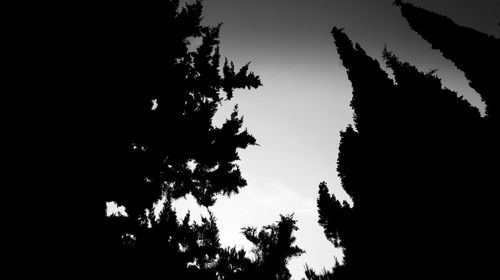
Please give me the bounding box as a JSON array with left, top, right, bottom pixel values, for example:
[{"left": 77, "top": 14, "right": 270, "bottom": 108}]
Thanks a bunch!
[{"left": 172, "top": 1, "right": 500, "bottom": 278}]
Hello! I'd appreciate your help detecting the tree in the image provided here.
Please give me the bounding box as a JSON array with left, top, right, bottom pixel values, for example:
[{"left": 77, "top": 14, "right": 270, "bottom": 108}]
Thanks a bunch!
[
  {"left": 3, "top": 1, "right": 308, "bottom": 278},
  {"left": 212, "top": 214, "right": 304, "bottom": 280},
  {"left": 113, "top": 194, "right": 304, "bottom": 279},
  {"left": 242, "top": 214, "right": 305, "bottom": 280},
  {"left": 74, "top": 0, "right": 264, "bottom": 277},
  {"left": 307, "top": 2, "right": 499, "bottom": 279},
  {"left": 396, "top": 1, "right": 500, "bottom": 119}
]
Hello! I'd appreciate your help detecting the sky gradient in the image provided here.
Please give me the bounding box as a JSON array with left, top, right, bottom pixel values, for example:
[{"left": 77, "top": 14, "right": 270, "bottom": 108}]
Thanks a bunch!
[{"left": 173, "top": 1, "right": 500, "bottom": 278}]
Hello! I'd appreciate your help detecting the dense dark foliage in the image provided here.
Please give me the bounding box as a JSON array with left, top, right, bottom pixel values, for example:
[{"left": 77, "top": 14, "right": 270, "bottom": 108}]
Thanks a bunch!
[
  {"left": 3, "top": 1, "right": 304, "bottom": 278},
  {"left": 307, "top": 2, "right": 499, "bottom": 279},
  {"left": 242, "top": 214, "right": 305, "bottom": 280},
  {"left": 397, "top": 1, "right": 500, "bottom": 119}
]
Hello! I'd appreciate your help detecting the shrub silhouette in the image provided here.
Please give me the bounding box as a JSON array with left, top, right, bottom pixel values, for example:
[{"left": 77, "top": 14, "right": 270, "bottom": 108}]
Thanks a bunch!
[{"left": 307, "top": 2, "right": 499, "bottom": 279}]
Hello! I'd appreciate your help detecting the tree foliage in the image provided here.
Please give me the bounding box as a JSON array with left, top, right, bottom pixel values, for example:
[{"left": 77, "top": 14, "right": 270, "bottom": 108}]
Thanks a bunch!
[
  {"left": 243, "top": 214, "right": 305, "bottom": 280},
  {"left": 397, "top": 1, "right": 500, "bottom": 119},
  {"left": 3, "top": 1, "right": 307, "bottom": 278},
  {"left": 308, "top": 2, "right": 499, "bottom": 279}
]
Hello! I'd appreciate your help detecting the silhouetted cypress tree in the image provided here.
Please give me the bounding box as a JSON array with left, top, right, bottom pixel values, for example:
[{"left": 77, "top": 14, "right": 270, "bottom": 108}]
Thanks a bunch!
[
  {"left": 241, "top": 214, "right": 305, "bottom": 280},
  {"left": 307, "top": 3, "right": 499, "bottom": 279},
  {"left": 395, "top": 1, "right": 500, "bottom": 119},
  {"left": 84, "top": 0, "right": 264, "bottom": 277},
  {"left": 5, "top": 1, "right": 308, "bottom": 278},
  {"left": 0, "top": 1, "right": 310, "bottom": 279}
]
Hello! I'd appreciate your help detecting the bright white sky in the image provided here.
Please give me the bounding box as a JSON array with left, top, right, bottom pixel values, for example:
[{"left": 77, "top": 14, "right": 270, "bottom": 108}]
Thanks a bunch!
[{"left": 170, "top": 1, "right": 498, "bottom": 279}]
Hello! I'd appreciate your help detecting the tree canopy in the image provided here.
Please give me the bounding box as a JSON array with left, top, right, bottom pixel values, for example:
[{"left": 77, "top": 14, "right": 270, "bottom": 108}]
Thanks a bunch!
[
  {"left": 307, "top": 2, "right": 499, "bottom": 279},
  {"left": 3, "top": 1, "right": 307, "bottom": 279}
]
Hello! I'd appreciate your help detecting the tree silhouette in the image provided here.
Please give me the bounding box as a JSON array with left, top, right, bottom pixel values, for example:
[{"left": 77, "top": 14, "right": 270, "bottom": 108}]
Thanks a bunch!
[
  {"left": 4, "top": 1, "right": 303, "bottom": 278},
  {"left": 242, "top": 214, "right": 305, "bottom": 280},
  {"left": 396, "top": 1, "right": 500, "bottom": 119},
  {"left": 307, "top": 2, "right": 499, "bottom": 279}
]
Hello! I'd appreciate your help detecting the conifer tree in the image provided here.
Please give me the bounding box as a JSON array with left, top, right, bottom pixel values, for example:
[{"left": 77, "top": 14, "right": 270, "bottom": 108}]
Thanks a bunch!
[
  {"left": 4, "top": 1, "right": 308, "bottom": 278},
  {"left": 396, "top": 1, "right": 500, "bottom": 119},
  {"left": 78, "top": 0, "right": 263, "bottom": 277},
  {"left": 307, "top": 2, "right": 499, "bottom": 279},
  {"left": 242, "top": 214, "right": 305, "bottom": 280}
]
